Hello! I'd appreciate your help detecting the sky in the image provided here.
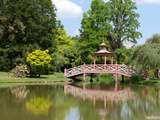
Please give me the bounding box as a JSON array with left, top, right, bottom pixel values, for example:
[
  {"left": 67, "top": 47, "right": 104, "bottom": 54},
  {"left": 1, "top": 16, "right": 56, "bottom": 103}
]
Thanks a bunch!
[{"left": 52, "top": 0, "right": 160, "bottom": 45}]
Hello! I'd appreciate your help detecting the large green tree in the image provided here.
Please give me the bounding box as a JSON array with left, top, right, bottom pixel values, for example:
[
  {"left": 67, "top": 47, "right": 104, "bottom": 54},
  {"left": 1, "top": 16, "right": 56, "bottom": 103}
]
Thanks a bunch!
[
  {"left": 53, "top": 27, "right": 81, "bottom": 71},
  {"left": 79, "top": 0, "right": 141, "bottom": 64},
  {"left": 0, "top": 0, "right": 57, "bottom": 71},
  {"left": 79, "top": 0, "right": 112, "bottom": 63},
  {"left": 109, "top": 0, "right": 142, "bottom": 51}
]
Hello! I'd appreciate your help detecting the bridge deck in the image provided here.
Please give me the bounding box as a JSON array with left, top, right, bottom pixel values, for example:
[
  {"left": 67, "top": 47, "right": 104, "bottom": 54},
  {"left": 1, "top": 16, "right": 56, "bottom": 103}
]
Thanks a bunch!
[{"left": 64, "top": 64, "right": 134, "bottom": 78}]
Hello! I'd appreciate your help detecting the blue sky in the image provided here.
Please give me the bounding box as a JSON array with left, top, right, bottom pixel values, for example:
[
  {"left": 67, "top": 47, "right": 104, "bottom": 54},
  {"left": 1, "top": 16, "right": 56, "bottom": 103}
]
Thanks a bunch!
[{"left": 52, "top": 0, "right": 160, "bottom": 45}]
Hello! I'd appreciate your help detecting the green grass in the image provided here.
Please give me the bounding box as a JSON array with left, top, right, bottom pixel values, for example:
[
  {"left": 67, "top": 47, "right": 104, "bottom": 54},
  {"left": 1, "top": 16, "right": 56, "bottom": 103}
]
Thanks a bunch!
[
  {"left": 0, "top": 72, "right": 69, "bottom": 85},
  {"left": 137, "top": 79, "right": 160, "bottom": 85}
]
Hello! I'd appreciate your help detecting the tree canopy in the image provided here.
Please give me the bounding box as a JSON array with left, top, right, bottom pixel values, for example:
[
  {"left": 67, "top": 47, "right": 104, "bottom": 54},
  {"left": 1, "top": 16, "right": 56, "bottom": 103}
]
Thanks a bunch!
[
  {"left": 79, "top": 0, "right": 141, "bottom": 64},
  {"left": 53, "top": 27, "right": 81, "bottom": 71},
  {"left": 0, "top": 0, "right": 57, "bottom": 71},
  {"left": 109, "top": 0, "right": 142, "bottom": 50},
  {"left": 79, "top": 0, "right": 111, "bottom": 63},
  {"left": 131, "top": 34, "right": 160, "bottom": 72}
]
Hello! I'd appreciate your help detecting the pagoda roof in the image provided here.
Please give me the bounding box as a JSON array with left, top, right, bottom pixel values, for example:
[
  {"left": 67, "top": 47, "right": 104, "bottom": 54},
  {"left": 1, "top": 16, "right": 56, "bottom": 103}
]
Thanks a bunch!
[
  {"left": 100, "top": 42, "right": 107, "bottom": 47},
  {"left": 94, "top": 49, "right": 112, "bottom": 56},
  {"left": 94, "top": 42, "right": 112, "bottom": 56}
]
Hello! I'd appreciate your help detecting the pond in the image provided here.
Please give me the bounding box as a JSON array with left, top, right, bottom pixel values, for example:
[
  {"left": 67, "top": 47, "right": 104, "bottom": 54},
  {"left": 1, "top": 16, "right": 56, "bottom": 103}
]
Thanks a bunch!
[{"left": 0, "top": 84, "right": 160, "bottom": 120}]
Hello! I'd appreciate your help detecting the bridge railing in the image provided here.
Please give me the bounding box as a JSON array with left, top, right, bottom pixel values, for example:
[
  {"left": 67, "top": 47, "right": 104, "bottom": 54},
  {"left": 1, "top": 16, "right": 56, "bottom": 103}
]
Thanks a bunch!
[{"left": 64, "top": 64, "right": 134, "bottom": 77}]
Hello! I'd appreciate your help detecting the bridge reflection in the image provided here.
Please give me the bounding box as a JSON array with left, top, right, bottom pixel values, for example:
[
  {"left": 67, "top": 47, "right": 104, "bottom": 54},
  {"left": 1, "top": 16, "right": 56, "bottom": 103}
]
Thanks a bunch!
[{"left": 64, "top": 84, "right": 135, "bottom": 109}]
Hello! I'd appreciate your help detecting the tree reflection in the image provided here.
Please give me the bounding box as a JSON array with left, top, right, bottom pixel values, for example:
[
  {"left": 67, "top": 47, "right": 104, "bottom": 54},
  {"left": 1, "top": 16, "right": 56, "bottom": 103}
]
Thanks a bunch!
[{"left": 25, "top": 96, "right": 52, "bottom": 115}]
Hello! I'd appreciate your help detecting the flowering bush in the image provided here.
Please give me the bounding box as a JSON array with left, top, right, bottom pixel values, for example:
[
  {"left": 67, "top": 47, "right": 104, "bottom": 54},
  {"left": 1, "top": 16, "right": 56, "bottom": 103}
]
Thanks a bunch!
[{"left": 11, "top": 64, "right": 30, "bottom": 77}]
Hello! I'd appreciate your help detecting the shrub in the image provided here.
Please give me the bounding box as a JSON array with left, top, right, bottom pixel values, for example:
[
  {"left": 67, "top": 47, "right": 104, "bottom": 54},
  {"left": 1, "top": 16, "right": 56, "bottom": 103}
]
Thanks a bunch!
[
  {"left": 148, "top": 69, "right": 156, "bottom": 79},
  {"left": 130, "top": 74, "right": 144, "bottom": 82},
  {"left": 26, "top": 50, "right": 52, "bottom": 77},
  {"left": 11, "top": 64, "right": 30, "bottom": 77}
]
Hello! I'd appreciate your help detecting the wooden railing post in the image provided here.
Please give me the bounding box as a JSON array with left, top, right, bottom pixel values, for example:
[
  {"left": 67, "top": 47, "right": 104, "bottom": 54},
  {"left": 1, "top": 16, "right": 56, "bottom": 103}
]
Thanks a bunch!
[
  {"left": 64, "top": 68, "right": 67, "bottom": 77},
  {"left": 83, "top": 63, "right": 86, "bottom": 81},
  {"left": 94, "top": 59, "right": 96, "bottom": 70},
  {"left": 114, "top": 63, "right": 119, "bottom": 92}
]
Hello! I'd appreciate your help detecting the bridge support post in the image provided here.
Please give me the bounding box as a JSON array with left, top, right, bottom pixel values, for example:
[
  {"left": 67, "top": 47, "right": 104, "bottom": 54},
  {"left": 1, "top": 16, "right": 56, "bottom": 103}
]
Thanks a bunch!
[
  {"left": 83, "top": 73, "right": 86, "bottom": 81},
  {"left": 104, "top": 96, "right": 107, "bottom": 109},
  {"left": 90, "top": 73, "right": 93, "bottom": 83},
  {"left": 64, "top": 68, "right": 67, "bottom": 76},
  {"left": 93, "top": 96, "right": 96, "bottom": 106},
  {"left": 115, "top": 74, "right": 118, "bottom": 92},
  {"left": 121, "top": 75, "right": 125, "bottom": 83}
]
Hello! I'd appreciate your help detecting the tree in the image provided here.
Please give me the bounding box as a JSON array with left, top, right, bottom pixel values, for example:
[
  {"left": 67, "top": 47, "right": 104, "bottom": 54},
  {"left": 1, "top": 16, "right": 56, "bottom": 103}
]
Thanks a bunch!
[
  {"left": 131, "top": 34, "right": 160, "bottom": 78},
  {"left": 53, "top": 27, "right": 81, "bottom": 71},
  {"left": 109, "top": 0, "right": 142, "bottom": 51},
  {"left": 0, "top": 0, "right": 57, "bottom": 71},
  {"left": 115, "top": 47, "right": 131, "bottom": 64},
  {"left": 26, "top": 50, "right": 52, "bottom": 77},
  {"left": 79, "top": 0, "right": 112, "bottom": 63},
  {"left": 79, "top": 0, "right": 141, "bottom": 64}
]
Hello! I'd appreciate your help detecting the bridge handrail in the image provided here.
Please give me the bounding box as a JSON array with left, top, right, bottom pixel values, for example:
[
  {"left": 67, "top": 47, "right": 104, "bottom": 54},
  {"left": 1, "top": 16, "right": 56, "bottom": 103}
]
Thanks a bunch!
[{"left": 65, "top": 64, "right": 134, "bottom": 77}]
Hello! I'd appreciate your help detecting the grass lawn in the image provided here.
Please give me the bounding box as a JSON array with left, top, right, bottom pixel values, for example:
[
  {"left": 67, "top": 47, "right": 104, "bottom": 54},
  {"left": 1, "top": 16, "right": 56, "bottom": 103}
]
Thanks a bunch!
[
  {"left": 137, "top": 79, "right": 160, "bottom": 85},
  {"left": 0, "top": 72, "right": 69, "bottom": 86}
]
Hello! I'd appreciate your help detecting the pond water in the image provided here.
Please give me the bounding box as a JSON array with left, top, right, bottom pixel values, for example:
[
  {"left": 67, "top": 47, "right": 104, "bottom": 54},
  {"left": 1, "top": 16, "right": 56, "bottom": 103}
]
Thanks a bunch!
[{"left": 0, "top": 84, "right": 160, "bottom": 120}]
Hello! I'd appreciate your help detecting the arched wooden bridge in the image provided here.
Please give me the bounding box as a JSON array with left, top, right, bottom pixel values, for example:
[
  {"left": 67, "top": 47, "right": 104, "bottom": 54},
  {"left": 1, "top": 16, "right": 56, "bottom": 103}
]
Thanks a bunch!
[{"left": 64, "top": 64, "right": 134, "bottom": 78}]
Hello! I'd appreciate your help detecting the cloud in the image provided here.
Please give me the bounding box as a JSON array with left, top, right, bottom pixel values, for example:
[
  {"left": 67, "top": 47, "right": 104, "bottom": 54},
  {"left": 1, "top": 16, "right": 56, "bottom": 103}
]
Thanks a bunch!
[
  {"left": 52, "top": 0, "right": 83, "bottom": 19},
  {"left": 135, "top": 0, "right": 160, "bottom": 5}
]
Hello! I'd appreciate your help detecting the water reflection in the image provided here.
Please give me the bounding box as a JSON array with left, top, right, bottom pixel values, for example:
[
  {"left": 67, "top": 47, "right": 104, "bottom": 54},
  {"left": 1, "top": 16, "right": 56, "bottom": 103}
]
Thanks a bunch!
[
  {"left": 11, "top": 86, "right": 29, "bottom": 99},
  {"left": 0, "top": 85, "right": 160, "bottom": 120},
  {"left": 64, "top": 84, "right": 135, "bottom": 104},
  {"left": 25, "top": 96, "right": 52, "bottom": 115}
]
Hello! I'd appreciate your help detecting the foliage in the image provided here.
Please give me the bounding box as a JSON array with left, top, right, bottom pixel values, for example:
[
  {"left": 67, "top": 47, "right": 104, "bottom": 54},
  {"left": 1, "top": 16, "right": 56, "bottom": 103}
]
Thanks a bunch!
[
  {"left": 148, "top": 69, "right": 156, "bottom": 79},
  {"left": 26, "top": 50, "right": 52, "bottom": 77},
  {"left": 79, "top": 0, "right": 141, "bottom": 63},
  {"left": 79, "top": 0, "right": 112, "bottom": 63},
  {"left": 99, "top": 74, "right": 114, "bottom": 84},
  {"left": 53, "top": 27, "right": 81, "bottom": 71},
  {"left": 115, "top": 47, "right": 131, "bottom": 64},
  {"left": 131, "top": 34, "right": 160, "bottom": 78},
  {"left": 109, "top": 0, "right": 142, "bottom": 51},
  {"left": 26, "top": 96, "right": 52, "bottom": 115},
  {"left": 0, "top": 0, "right": 57, "bottom": 71},
  {"left": 10, "top": 64, "right": 30, "bottom": 78},
  {"left": 131, "top": 35, "right": 160, "bottom": 70},
  {"left": 130, "top": 74, "right": 144, "bottom": 82}
]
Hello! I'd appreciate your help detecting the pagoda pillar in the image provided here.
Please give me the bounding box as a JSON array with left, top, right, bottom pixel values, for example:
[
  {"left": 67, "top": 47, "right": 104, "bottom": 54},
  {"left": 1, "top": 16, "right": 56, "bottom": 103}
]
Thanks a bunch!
[
  {"left": 94, "top": 57, "right": 96, "bottom": 69},
  {"left": 104, "top": 56, "right": 107, "bottom": 65},
  {"left": 111, "top": 57, "right": 113, "bottom": 64}
]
